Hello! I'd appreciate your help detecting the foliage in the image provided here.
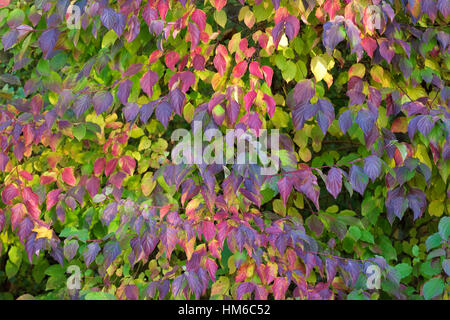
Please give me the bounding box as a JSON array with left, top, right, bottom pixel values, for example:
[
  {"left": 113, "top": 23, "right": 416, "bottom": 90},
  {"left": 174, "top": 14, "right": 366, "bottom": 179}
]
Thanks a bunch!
[{"left": 0, "top": 0, "right": 448, "bottom": 300}]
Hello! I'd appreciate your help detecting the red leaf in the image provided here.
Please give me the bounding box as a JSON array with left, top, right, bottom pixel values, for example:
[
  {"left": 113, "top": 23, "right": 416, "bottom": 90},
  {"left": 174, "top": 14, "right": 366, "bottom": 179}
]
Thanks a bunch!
[
  {"left": 105, "top": 158, "right": 118, "bottom": 177},
  {"left": 93, "top": 157, "right": 106, "bottom": 175},
  {"left": 120, "top": 155, "right": 136, "bottom": 175},
  {"left": 61, "top": 167, "right": 76, "bottom": 186},
  {"left": 232, "top": 60, "right": 248, "bottom": 78},
  {"left": 2, "top": 184, "right": 19, "bottom": 204},
  {"left": 361, "top": 37, "right": 377, "bottom": 58},
  {"left": 46, "top": 189, "right": 61, "bottom": 211},
  {"left": 214, "top": 0, "right": 227, "bottom": 11},
  {"left": 165, "top": 51, "right": 180, "bottom": 71},
  {"left": 272, "top": 277, "right": 289, "bottom": 300}
]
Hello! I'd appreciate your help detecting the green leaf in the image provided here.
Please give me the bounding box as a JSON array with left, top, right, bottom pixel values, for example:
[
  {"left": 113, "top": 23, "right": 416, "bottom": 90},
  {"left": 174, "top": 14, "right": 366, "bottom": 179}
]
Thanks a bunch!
[
  {"left": 425, "top": 232, "right": 442, "bottom": 251},
  {"left": 73, "top": 124, "right": 86, "bottom": 141},
  {"left": 438, "top": 216, "right": 449, "bottom": 240},
  {"left": 84, "top": 291, "right": 117, "bottom": 300},
  {"left": 422, "top": 278, "right": 444, "bottom": 300},
  {"left": 394, "top": 263, "right": 412, "bottom": 279},
  {"left": 348, "top": 225, "right": 361, "bottom": 241}
]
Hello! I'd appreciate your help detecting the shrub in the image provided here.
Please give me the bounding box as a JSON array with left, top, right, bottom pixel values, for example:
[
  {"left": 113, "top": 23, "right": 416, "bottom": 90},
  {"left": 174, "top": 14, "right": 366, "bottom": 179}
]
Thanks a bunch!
[{"left": 0, "top": 0, "right": 448, "bottom": 300}]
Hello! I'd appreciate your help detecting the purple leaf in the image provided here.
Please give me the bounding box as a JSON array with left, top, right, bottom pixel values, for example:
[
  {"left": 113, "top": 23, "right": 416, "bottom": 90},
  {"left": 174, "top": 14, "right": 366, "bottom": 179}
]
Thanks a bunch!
[
  {"left": 315, "top": 98, "right": 335, "bottom": 135},
  {"left": 140, "top": 101, "right": 156, "bottom": 124},
  {"left": 2, "top": 184, "right": 19, "bottom": 204},
  {"left": 2, "top": 29, "right": 19, "bottom": 50},
  {"left": 237, "top": 282, "right": 255, "bottom": 300},
  {"left": 64, "top": 240, "right": 79, "bottom": 261},
  {"left": 226, "top": 100, "right": 240, "bottom": 125},
  {"left": 292, "top": 79, "right": 315, "bottom": 107},
  {"left": 364, "top": 155, "right": 382, "bottom": 182},
  {"left": 326, "top": 167, "right": 342, "bottom": 199},
  {"left": 349, "top": 165, "right": 369, "bottom": 196},
  {"left": 339, "top": 109, "right": 353, "bottom": 134},
  {"left": 124, "top": 285, "right": 139, "bottom": 300},
  {"left": 38, "top": 28, "right": 59, "bottom": 59},
  {"left": 102, "top": 202, "right": 118, "bottom": 226},
  {"left": 73, "top": 94, "right": 91, "bottom": 118},
  {"left": 416, "top": 115, "right": 434, "bottom": 137},
  {"left": 169, "top": 88, "right": 185, "bottom": 116},
  {"left": 140, "top": 70, "right": 158, "bottom": 98},
  {"left": 155, "top": 101, "right": 172, "bottom": 128},
  {"left": 118, "top": 80, "right": 132, "bottom": 105},
  {"left": 92, "top": 91, "right": 113, "bottom": 115},
  {"left": 123, "top": 103, "right": 139, "bottom": 122},
  {"left": 326, "top": 258, "right": 338, "bottom": 283},
  {"left": 322, "top": 19, "right": 345, "bottom": 53},
  {"left": 284, "top": 16, "right": 300, "bottom": 41},
  {"left": 100, "top": 8, "right": 116, "bottom": 30},
  {"left": 83, "top": 242, "right": 100, "bottom": 267},
  {"left": 355, "top": 108, "right": 377, "bottom": 135},
  {"left": 277, "top": 176, "right": 293, "bottom": 207},
  {"left": 406, "top": 188, "right": 426, "bottom": 220},
  {"left": 103, "top": 241, "right": 121, "bottom": 269},
  {"left": 386, "top": 187, "right": 408, "bottom": 222},
  {"left": 188, "top": 22, "right": 200, "bottom": 51}
]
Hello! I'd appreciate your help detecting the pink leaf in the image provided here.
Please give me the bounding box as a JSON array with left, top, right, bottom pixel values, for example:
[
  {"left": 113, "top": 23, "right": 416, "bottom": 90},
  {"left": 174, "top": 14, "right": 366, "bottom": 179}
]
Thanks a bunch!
[
  {"left": 46, "top": 189, "right": 61, "bottom": 211},
  {"left": 243, "top": 90, "right": 257, "bottom": 112},
  {"left": 86, "top": 176, "right": 100, "bottom": 198},
  {"left": 277, "top": 176, "right": 293, "bottom": 207},
  {"left": 191, "top": 9, "right": 206, "bottom": 31},
  {"left": 202, "top": 220, "right": 216, "bottom": 242},
  {"left": 232, "top": 60, "right": 248, "bottom": 78},
  {"left": 93, "top": 157, "right": 106, "bottom": 175},
  {"left": 263, "top": 94, "right": 276, "bottom": 118},
  {"left": 249, "top": 61, "right": 263, "bottom": 79},
  {"left": 61, "top": 167, "right": 76, "bottom": 186},
  {"left": 2, "top": 184, "right": 19, "bottom": 204},
  {"left": 261, "top": 66, "right": 273, "bottom": 88},
  {"left": 140, "top": 70, "right": 159, "bottom": 98},
  {"left": 165, "top": 51, "right": 180, "bottom": 71},
  {"left": 213, "top": 52, "right": 227, "bottom": 76}
]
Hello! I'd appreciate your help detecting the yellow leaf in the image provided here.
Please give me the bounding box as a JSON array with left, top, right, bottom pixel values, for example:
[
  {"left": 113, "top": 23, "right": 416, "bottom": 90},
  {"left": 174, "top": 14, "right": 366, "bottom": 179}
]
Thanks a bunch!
[
  {"left": 428, "top": 200, "right": 444, "bottom": 217},
  {"left": 311, "top": 56, "right": 328, "bottom": 82},
  {"left": 138, "top": 136, "right": 152, "bottom": 151},
  {"left": 32, "top": 225, "right": 53, "bottom": 240},
  {"left": 415, "top": 145, "right": 432, "bottom": 171},
  {"left": 349, "top": 63, "right": 366, "bottom": 78}
]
